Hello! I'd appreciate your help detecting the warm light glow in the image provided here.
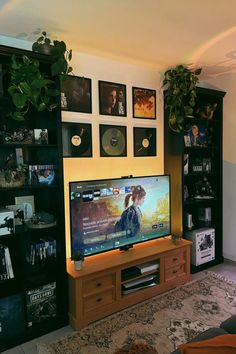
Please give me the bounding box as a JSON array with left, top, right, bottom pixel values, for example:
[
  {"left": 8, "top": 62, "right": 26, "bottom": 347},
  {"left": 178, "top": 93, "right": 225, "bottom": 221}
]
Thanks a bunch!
[
  {"left": 189, "top": 26, "right": 236, "bottom": 64},
  {"left": 0, "top": 0, "right": 23, "bottom": 17}
]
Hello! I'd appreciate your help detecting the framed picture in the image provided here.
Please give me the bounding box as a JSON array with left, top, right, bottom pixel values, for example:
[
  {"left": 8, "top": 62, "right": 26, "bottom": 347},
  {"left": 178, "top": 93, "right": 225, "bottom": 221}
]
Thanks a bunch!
[
  {"left": 99, "top": 81, "right": 126, "bottom": 117},
  {"left": 99, "top": 124, "right": 127, "bottom": 157},
  {"left": 15, "top": 195, "right": 35, "bottom": 220},
  {"left": 62, "top": 122, "right": 92, "bottom": 158},
  {"left": 33, "top": 129, "right": 48, "bottom": 144},
  {"left": 132, "top": 87, "right": 156, "bottom": 119},
  {"left": 29, "top": 165, "right": 57, "bottom": 186},
  {"left": 60, "top": 75, "right": 92, "bottom": 113},
  {"left": 133, "top": 127, "right": 157, "bottom": 157}
]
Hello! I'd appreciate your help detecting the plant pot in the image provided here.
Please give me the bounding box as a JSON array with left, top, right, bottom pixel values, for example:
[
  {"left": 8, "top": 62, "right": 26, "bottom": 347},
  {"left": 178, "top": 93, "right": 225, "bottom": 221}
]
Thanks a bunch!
[{"left": 74, "top": 260, "right": 83, "bottom": 271}]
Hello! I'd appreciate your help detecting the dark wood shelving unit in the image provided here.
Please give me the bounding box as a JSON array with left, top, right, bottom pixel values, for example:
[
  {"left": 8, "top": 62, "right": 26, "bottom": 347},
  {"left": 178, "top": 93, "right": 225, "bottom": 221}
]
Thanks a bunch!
[
  {"left": 0, "top": 45, "right": 67, "bottom": 352},
  {"left": 164, "top": 87, "right": 226, "bottom": 274}
]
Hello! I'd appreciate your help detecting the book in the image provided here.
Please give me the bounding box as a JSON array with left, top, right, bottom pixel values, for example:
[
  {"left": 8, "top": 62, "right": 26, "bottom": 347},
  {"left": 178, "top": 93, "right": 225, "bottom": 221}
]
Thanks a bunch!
[
  {"left": 29, "top": 165, "right": 57, "bottom": 185},
  {"left": 0, "top": 293, "right": 25, "bottom": 341},
  {"left": 26, "top": 282, "right": 56, "bottom": 327},
  {"left": 136, "top": 262, "right": 160, "bottom": 274}
]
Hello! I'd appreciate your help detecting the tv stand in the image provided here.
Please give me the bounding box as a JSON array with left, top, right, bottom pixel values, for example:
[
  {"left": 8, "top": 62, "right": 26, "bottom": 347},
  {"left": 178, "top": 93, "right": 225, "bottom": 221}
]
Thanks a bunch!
[{"left": 67, "top": 237, "right": 191, "bottom": 330}]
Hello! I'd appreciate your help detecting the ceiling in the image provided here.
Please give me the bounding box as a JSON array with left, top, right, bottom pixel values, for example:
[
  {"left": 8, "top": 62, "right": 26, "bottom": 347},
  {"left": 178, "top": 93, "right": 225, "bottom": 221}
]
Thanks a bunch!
[{"left": 1, "top": 0, "right": 236, "bottom": 78}]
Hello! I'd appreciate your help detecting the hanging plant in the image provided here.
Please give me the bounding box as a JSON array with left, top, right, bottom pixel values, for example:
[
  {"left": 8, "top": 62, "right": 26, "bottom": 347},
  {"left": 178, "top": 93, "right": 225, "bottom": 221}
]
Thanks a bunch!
[
  {"left": 8, "top": 55, "right": 59, "bottom": 121},
  {"left": 162, "top": 65, "right": 202, "bottom": 132},
  {"left": 32, "top": 31, "right": 73, "bottom": 77}
]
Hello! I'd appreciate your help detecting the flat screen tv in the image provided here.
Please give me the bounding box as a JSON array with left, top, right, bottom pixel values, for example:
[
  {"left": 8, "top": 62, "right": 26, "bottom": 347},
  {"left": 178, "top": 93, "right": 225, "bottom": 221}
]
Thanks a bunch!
[{"left": 69, "top": 174, "right": 171, "bottom": 257}]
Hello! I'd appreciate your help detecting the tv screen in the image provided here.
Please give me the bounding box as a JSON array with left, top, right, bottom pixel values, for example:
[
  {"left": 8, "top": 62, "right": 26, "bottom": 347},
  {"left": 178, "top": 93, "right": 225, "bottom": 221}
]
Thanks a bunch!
[{"left": 69, "top": 174, "right": 171, "bottom": 257}]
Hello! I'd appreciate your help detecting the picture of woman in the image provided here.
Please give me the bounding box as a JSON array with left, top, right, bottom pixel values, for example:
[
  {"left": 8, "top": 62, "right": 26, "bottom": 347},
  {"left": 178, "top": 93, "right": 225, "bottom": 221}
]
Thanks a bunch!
[
  {"left": 99, "top": 81, "right": 126, "bottom": 116},
  {"left": 115, "top": 185, "right": 146, "bottom": 237}
]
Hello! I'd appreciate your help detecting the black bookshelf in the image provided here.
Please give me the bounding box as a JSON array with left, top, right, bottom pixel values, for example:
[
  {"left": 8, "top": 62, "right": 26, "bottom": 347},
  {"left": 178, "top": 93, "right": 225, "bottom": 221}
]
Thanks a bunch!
[
  {"left": 0, "top": 45, "right": 67, "bottom": 352},
  {"left": 164, "top": 87, "right": 226, "bottom": 274}
]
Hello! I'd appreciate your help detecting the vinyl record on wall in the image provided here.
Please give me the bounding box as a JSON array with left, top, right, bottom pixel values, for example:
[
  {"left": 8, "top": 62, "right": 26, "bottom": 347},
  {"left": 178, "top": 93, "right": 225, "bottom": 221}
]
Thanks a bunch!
[
  {"left": 62, "top": 122, "right": 92, "bottom": 157},
  {"left": 100, "top": 124, "right": 127, "bottom": 157},
  {"left": 133, "top": 127, "right": 156, "bottom": 157}
]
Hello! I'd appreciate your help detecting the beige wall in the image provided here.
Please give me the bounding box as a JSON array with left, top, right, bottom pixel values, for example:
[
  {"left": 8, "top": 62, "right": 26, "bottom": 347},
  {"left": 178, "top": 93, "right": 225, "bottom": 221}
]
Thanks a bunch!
[
  {"left": 62, "top": 52, "right": 164, "bottom": 257},
  {"left": 205, "top": 75, "right": 236, "bottom": 261}
]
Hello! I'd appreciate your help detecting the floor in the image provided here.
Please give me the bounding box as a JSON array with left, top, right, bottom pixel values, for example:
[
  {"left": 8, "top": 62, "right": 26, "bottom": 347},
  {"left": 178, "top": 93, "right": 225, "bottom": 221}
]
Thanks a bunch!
[{"left": 2, "top": 258, "right": 236, "bottom": 354}]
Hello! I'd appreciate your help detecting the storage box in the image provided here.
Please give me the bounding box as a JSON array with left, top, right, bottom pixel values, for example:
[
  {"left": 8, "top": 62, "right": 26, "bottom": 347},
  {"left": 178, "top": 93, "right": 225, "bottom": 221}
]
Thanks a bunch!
[
  {"left": 185, "top": 227, "right": 215, "bottom": 266},
  {"left": 0, "top": 208, "right": 14, "bottom": 236}
]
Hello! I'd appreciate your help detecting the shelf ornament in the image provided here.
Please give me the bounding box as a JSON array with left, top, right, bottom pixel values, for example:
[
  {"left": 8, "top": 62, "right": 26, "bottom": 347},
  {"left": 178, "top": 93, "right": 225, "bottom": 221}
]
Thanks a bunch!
[{"left": 162, "top": 64, "right": 202, "bottom": 132}]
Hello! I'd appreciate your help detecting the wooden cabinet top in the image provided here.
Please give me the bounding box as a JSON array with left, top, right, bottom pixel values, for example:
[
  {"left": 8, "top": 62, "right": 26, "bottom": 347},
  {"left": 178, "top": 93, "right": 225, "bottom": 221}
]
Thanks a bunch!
[{"left": 67, "top": 236, "right": 191, "bottom": 278}]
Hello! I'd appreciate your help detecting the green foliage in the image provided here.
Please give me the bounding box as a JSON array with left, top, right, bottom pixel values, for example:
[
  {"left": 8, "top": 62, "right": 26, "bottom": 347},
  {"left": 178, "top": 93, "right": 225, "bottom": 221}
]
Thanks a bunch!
[
  {"left": 71, "top": 251, "right": 84, "bottom": 262},
  {"left": 162, "top": 65, "right": 202, "bottom": 132},
  {"left": 8, "top": 55, "right": 59, "bottom": 121},
  {"left": 32, "top": 31, "right": 73, "bottom": 77}
]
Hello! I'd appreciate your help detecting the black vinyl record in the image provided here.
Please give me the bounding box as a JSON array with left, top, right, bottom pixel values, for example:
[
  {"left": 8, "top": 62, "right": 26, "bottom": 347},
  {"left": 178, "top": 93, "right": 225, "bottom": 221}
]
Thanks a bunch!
[
  {"left": 134, "top": 127, "right": 156, "bottom": 156},
  {"left": 100, "top": 124, "right": 127, "bottom": 157},
  {"left": 62, "top": 123, "right": 92, "bottom": 157}
]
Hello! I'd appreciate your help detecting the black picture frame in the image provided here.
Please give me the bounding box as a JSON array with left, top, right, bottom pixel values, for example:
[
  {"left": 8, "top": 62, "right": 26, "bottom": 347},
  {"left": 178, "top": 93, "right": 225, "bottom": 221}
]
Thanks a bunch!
[
  {"left": 99, "top": 124, "right": 127, "bottom": 157},
  {"left": 62, "top": 122, "right": 92, "bottom": 158},
  {"left": 99, "top": 80, "right": 127, "bottom": 117},
  {"left": 60, "top": 75, "right": 92, "bottom": 113},
  {"left": 133, "top": 127, "right": 157, "bottom": 157},
  {"left": 132, "top": 87, "right": 156, "bottom": 119}
]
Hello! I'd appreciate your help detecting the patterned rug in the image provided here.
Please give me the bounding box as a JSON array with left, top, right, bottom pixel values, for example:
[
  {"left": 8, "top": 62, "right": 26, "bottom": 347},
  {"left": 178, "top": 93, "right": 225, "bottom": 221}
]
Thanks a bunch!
[{"left": 37, "top": 272, "right": 236, "bottom": 354}]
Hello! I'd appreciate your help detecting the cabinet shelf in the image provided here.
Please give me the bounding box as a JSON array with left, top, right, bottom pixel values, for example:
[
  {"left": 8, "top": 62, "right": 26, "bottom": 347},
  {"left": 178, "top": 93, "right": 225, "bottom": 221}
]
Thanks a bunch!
[{"left": 0, "top": 144, "right": 57, "bottom": 149}]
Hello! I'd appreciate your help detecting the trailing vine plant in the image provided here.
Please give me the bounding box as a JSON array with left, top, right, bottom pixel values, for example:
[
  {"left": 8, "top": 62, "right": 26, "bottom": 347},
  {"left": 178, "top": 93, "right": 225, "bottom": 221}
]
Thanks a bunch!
[
  {"left": 8, "top": 55, "right": 59, "bottom": 121},
  {"left": 162, "top": 65, "right": 202, "bottom": 132}
]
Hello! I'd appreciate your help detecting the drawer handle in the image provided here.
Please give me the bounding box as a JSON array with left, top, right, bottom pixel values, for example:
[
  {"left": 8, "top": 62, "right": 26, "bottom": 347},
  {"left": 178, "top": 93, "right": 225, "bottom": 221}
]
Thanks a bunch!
[
  {"left": 96, "top": 298, "right": 102, "bottom": 302},
  {"left": 96, "top": 282, "right": 102, "bottom": 287},
  {"left": 173, "top": 270, "right": 178, "bottom": 274},
  {"left": 173, "top": 257, "right": 178, "bottom": 261}
]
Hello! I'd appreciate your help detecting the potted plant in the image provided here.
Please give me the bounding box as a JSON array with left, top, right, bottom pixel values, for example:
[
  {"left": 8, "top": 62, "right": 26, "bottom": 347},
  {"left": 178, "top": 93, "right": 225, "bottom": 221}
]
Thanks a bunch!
[
  {"left": 71, "top": 251, "right": 84, "bottom": 270},
  {"left": 32, "top": 31, "right": 73, "bottom": 77},
  {"left": 8, "top": 55, "right": 59, "bottom": 121},
  {"left": 162, "top": 64, "right": 202, "bottom": 132}
]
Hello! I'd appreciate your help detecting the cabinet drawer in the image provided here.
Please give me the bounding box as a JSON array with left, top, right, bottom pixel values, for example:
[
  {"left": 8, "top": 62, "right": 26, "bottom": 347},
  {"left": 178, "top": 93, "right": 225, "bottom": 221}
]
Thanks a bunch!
[
  {"left": 84, "top": 289, "right": 115, "bottom": 312},
  {"left": 165, "top": 264, "right": 185, "bottom": 282},
  {"left": 165, "top": 250, "right": 185, "bottom": 269},
  {"left": 83, "top": 274, "right": 114, "bottom": 295}
]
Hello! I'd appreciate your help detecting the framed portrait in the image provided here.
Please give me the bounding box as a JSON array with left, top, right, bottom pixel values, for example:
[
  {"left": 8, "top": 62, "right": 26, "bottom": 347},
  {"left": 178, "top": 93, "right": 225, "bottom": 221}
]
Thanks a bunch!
[
  {"left": 60, "top": 75, "right": 92, "bottom": 113},
  {"left": 132, "top": 87, "right": 156, "bottom": 119},
  {"left": 62, "top": 122, "right": 92, "bottom": 158},
  {"left": 133, "top": 127, "right": 157, "bottom": 157},
  {"left": 99, "top": 124, "right": 127, "bottom": 157},
  {"left": 99, "top": 81, "right": 127, "bottom": 117}
]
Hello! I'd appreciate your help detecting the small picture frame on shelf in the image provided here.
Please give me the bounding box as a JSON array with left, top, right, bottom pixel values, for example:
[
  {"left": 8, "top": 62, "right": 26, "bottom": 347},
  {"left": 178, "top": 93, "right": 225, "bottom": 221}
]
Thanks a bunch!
[
  {"left": 99, "top": 80, "right": 127, "bottom": 116},
  {"left": 15, "top": 195, "right": 35, "bottom": 221},
  {"left": 29, "top": 165, "right": 57, "bottom": 186},
  {"left": 60, "top": 75, "right": 92, "bottom": 113},
  {"left": 185, "top": 124, "right": 207, "bottom": 147},
  {"left": 132, "top": 87, "right": 156, "bottom": 119},
  {"left": 33, "top": 129, "right": 48, "bottom": 144}
]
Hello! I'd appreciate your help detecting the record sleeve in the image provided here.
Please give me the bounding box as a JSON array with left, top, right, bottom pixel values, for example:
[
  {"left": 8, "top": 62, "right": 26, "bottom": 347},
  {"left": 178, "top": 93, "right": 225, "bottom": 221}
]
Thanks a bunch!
[
  {"left": 100, "top": 124, "right": 127, "bottom": 157},
  {"left": 133, "top": 127, "right": 156, "bottom": 157},
  {"left": 62, "top": 122, "right": 92, "bottom": 157}
]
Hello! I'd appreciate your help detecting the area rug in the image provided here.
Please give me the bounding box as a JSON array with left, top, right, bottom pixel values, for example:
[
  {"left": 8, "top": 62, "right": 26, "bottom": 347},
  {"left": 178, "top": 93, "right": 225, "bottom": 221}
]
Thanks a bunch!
[{"left": 37, "top": 271, "right": 236, "bottom": 354}]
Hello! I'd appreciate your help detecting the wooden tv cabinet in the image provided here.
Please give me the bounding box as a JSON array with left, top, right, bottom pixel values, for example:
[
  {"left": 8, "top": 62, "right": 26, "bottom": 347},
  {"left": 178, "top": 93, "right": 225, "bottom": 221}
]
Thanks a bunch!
[{"left": 67, "top": 237, "right": 191, "bottom": 330}]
